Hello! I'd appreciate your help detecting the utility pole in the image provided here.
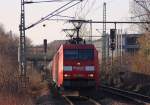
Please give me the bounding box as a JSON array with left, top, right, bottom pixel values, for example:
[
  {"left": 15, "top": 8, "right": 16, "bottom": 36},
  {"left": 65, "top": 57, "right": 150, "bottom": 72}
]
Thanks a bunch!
[
  {"left": 19, "top": 0, "right": 28, "bottom": 89},
  {"left": 90, "top": 20, "right": 93, "bottom": 43},
  {"left": 102, "top": 2, "right": 107, "bottom": 71},
  {"left": 43, "top": 39, "right": 47, "bottom": 80}
]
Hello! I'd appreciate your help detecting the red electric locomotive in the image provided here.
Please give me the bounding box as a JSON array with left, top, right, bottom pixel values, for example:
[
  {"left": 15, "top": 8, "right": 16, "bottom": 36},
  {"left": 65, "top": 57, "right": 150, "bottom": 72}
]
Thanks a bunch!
[{"left": 51, "top": 43, "right": 100, "bottom": 90}]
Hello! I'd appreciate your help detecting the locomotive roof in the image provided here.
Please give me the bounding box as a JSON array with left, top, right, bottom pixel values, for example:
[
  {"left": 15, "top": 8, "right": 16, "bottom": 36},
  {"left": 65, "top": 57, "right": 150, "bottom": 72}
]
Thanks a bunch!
[{"left": 62, "top": 44, "right": 95, "bottom": 49}]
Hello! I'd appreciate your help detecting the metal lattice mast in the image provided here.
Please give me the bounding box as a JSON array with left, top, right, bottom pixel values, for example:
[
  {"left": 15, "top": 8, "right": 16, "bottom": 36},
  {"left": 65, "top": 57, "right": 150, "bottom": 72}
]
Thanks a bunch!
[
  {"left": 102, "top": 2, "right": 107, "bottom": 70},
  {"left": 19, "top": 0, "right": 27, "bottom": 88}
]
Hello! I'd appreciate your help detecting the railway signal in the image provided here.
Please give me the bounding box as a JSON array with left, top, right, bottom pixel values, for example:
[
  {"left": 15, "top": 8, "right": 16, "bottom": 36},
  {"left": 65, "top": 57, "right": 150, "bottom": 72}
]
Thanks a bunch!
[
  {"left": 110, "top": 29, "right": 116, "bottom": 51},
  {"left": 44, "top": 39, "right": 47, "bottom": 53},
  {"left": 110, "top": 42, "right": 116, "bottom": 51},
  {"left": 43, "top": 39, "right": 48, "bottom": 80},
  {"left": 110, "top": 29, "right": 116, "bottom": 66},
  {"left": 110, "top": 29, "right": 116, "bottom": 42}
]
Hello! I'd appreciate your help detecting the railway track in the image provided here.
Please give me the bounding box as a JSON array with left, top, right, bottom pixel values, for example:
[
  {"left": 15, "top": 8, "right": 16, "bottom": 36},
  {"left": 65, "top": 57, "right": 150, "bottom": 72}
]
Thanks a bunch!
[
  {"left": 100, "top": 84, "right": 150, "bottom": 104},
  {"left": 36, "top": 84, "right": 150, "bottom": 105},
  {"left": 63, "top": 95, "right": 101, "bottom": 105}
]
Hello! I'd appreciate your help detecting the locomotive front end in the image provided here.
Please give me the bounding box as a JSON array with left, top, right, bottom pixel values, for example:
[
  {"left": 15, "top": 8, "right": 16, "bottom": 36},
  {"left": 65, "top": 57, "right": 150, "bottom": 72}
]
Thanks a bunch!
[{"left": 62, "top": 44, "right": 99, "bottom": 89}]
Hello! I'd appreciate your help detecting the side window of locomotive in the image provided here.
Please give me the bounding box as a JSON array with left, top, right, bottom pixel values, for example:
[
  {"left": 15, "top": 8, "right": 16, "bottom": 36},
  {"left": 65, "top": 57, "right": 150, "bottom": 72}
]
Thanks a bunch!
[
  {"left": 64, "top": 49, "right": 78, "bottom": 59},
  {"left": 78, "top": 49, "right": 94, "bottom": 60}
]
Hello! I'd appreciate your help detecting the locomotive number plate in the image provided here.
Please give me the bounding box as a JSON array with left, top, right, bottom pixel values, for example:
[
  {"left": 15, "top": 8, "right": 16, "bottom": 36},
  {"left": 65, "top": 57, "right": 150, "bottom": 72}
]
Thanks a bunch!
[{"left": 73, "top": 66, "right": 84, "bottom": 70}]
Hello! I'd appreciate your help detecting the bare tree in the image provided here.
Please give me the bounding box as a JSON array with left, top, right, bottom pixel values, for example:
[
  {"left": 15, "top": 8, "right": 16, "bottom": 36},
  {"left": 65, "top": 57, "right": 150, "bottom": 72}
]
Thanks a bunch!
[
  {"left": 131, "top": 32, "right": 150, "bottom": 74},
  {"left": 0, "top": 24, "right": 35, "bottom": 105},
  {"left": 131, "top": 0, "right": 150, "bottom": 32}
]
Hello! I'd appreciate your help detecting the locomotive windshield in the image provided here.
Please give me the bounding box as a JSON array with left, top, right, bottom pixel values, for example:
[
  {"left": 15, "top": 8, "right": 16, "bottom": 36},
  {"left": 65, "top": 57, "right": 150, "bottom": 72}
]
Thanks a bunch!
[{"left": 64, "top": 49, "right": 94, "bottom": 60}]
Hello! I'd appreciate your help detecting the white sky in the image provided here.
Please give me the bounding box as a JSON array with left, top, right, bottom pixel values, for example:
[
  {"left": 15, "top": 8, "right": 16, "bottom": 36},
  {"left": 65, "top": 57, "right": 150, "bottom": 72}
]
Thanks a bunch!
[{"left": 0, "top": 0, "right": 131, "bottom": 45}]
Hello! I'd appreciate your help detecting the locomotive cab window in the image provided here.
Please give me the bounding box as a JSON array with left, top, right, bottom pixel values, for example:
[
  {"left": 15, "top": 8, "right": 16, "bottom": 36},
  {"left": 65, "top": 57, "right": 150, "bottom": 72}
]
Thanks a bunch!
[
  {"left": 64, "top": 49, "right": 78, "bottom": 59},
  {"left": 64, "top": 49, "right": 94, "bottom": 60}
]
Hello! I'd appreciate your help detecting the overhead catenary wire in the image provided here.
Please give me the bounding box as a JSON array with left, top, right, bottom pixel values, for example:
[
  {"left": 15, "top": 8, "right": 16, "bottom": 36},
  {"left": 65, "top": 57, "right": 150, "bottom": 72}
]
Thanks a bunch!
[
  {"left": 92, "top": 0, "right": 118, "bottom": 15},
  {"left": 24, "top": 0, "right": 80, "bottom": 4},
  {"left": 72, "top": 0, "right": 93, "bottom": 40},
  {"left": 26, "top": 0, "right": 74, "bottom": 29},
  {"left": 75, "top": 2, "right": 80, "bottom": 17},
  {"left": 74, "top": 0, "right": 89, "bottom": 19},
  {"left": 84, "top": 0, "right": 96, "bottom": 18},
  {"left": 25, "top": 0, "right": 82, "bottom": 30},
  {"left": 80, "top": 0, "right": 89, "bottom": 18},
  {"left": 81, "top": 0, "right": 88, "bottom": 11},
  {"left": 46, "top": 2, "right": 81, "bottom": 21}
]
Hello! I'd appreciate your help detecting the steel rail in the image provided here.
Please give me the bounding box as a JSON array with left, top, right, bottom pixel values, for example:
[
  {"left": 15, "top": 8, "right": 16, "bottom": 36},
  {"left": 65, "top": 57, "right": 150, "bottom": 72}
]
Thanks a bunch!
[
  {"left": 63, "top": 95, "right": 101, "bottom": 105},
  {"left": 100, "top": 84, "right": 150, "bottom": 104},
  {"left": 62, "top": 95, "right": 74, "bottom": 105}
]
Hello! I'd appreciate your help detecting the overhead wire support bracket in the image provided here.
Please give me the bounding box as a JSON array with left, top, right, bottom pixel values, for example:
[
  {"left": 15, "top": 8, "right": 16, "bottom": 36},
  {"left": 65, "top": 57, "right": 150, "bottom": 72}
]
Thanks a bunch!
[
  {"left": 68, "top": 19, "right": 150, "bottom": 24},
  {"left": 68, "top": 19, "right": 88, "bottom": 23},
  {"left": 62, "top": 28, "right": 77, "bottom": 31},
  {"left": 50, "top": 14, "right": 75, "bottom": 19}
]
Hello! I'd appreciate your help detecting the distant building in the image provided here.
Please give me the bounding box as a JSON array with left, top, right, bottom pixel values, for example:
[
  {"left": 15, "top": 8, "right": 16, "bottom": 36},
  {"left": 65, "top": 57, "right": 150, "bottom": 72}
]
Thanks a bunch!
[
  {"left": 93, "top": 38, "right": 103, "bottom": 53},
  {"left": 93, "top": 33, "right": 142, "bottom": 57},
  {"left": 123, "top": 34, "right": 141, "bottom": 55}
]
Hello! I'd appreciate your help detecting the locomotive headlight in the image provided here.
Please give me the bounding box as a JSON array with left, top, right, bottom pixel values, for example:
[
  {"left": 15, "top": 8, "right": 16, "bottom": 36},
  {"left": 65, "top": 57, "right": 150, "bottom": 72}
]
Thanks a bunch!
[
  {"left": 64, "top": 74, "right": 71, "bottom": 77},
  {"left": 85, "top": 66, "right": 95, "bottom": 71},
  {"left": 88, "top": 74, "right": 94, "bottom": 77},
  {"left": 64, "top": 66, "right": 72, "bottom": 71}
]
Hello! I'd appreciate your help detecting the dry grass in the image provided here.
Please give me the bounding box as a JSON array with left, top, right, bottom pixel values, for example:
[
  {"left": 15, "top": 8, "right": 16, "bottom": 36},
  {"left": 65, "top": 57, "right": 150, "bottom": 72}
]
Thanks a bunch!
[
  {"left": 110, "top": 102, "right": 134, "bottom": 105},
  {"left": 0, "top": 24, "right": 51, "bottom": 105},
  {"left": 27, "top": 65, "right": 49, "bottom": 98},
  {"left": 0, "top": 67, "right": 49, "bottom": 105},
  {"left": 0, "top": 25, "right": 35, "bottom": 105},
  {"left": 28, "top": 79, "right": 49, "bottom": 98},
  {"left": 0, "top": 93, "right": 34, "bottom": 105}
]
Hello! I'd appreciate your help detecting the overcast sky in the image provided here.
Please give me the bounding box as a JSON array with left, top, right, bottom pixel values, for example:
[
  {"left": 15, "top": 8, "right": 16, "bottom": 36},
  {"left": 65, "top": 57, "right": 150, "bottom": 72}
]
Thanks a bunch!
[{"left": 0, "top": 0, "right": 131, "bottom": 45}]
